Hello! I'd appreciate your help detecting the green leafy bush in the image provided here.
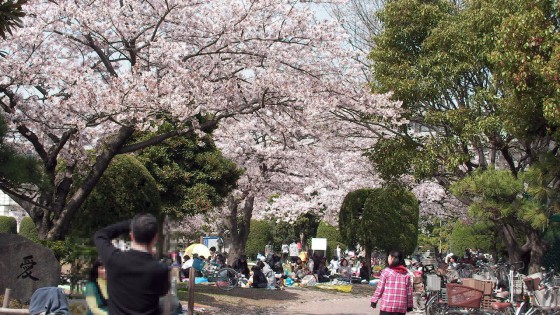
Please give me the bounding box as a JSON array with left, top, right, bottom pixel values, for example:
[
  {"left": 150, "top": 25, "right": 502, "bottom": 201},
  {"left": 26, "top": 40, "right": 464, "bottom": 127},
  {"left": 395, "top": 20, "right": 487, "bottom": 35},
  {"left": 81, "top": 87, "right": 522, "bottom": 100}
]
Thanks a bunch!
[
  {"left": 19, "top": 216, "right": 39, "bottom": 242},
  {"left": 316, "top": 221, "right": 343, "bottom": 259},
  {"left": 70, "top": 154, "right": 161, "bottom": 239},
  {"left": 246, "top": 220, "right": 271, "bottom": 260},
  {"left": 449, "top": 220, "right": 495, "bottom": 255},
  {"left": 0, "top": 215, "right": 16, "bottom": 233}
]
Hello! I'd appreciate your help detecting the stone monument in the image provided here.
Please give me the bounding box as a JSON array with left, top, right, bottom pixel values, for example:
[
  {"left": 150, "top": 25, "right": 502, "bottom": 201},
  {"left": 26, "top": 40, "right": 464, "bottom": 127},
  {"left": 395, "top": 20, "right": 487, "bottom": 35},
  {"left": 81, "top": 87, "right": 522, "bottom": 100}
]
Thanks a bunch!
[{"left": 0, "top": 233, "right": 60, "bottom": 303}]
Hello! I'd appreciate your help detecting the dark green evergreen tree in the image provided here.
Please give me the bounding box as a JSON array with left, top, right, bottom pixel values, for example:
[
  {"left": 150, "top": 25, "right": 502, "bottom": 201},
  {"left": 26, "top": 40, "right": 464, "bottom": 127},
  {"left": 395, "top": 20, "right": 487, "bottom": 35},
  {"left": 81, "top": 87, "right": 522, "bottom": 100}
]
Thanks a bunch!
[{"left": 135, "top": 124, "right": 242, "bottom": 220}]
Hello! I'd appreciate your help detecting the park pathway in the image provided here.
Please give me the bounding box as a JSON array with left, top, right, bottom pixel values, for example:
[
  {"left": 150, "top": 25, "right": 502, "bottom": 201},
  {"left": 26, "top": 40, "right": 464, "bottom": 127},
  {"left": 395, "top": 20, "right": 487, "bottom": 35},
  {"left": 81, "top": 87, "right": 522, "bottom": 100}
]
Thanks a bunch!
[
  {"left": 187, "top": 284, "right": 421, "bottom": 315},
  {"left": 278, "top": 295, "right": 419, "bottom": 315},
  {"left": 280, "top": 295, "right": 376, "bottom": 314}
]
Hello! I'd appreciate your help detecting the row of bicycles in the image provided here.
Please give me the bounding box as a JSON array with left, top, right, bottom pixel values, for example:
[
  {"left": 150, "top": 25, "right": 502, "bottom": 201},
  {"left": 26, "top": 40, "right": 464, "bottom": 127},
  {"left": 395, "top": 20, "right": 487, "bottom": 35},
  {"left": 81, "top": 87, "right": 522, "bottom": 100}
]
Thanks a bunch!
[{"left": 415, "top": 261, "right": 560, "bottom": 315}]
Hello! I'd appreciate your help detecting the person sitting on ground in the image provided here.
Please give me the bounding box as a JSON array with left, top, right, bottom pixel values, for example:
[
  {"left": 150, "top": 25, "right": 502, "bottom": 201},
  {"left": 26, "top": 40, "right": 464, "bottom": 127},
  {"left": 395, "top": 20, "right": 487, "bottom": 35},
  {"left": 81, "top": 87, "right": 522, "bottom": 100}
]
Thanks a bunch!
[
  {"left": 306, "top": 257, "right": 315, "bottom": 275},
  {"left": 181, "top": 255, "right": 192, "bottom": 279},
  {"left": 293, "top": 258, "right": 307, "bottom": 281},
  {"left": 212, "top": 253, "right": 225, "bottom": 268},
  {"left": 292, "top": 257, "right": 304, "bottom": 272},
  {"left": 329, "top": 256, "right": 339, "bottom": 274},
  {"left": 232, "top": 255, "right": 250, "bottom": 278},
  {"left": 312, "top": 252, "right": 322, "bottom": 274},
  {"left": 298, "top": 249, "right": 308, "bottom": 264},
  {"left": 316, "top": 259, "right": 330, "bottom": 283},
  {"left": 251, "top": 265, "right": 269, "bottom": 288},
  {"left": 359, "top": 258, "right": 370, "bottom": 281},
  {"left": 209, "top": 246, "right": 216, "bottom": 261},
  {"left": 94, "top": 213, "right": 169, "bottom": 315},
  {"left": 339, "top": 258, "right": 352, "bottom": 280},
  {"left": 258, "top": 259, "right": 275, "bottom": 287},
  {"left": 268, "top": 253, "right": 282, "bottom": 273},
  {"left": 85, "top": 258, "right": 108, "bottom": 315}
]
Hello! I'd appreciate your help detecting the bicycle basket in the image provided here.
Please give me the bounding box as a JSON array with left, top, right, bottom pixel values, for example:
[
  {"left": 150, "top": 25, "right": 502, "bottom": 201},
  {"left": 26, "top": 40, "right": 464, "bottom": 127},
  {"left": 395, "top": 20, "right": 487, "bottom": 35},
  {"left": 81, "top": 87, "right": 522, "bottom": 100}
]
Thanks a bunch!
[
  {"left": 446, "top": 283, "right": 483, "bottom": 308},
  {"left": 426, "top": 274, "right": 441, "bottom": 291}
]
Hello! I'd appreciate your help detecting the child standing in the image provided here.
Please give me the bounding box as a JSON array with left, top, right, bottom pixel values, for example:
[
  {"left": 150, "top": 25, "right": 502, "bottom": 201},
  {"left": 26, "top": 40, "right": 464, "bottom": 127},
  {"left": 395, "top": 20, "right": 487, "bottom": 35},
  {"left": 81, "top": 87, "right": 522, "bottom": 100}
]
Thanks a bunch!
[{"left": 370, "top": 250, "right": 413, "bottom": 315}]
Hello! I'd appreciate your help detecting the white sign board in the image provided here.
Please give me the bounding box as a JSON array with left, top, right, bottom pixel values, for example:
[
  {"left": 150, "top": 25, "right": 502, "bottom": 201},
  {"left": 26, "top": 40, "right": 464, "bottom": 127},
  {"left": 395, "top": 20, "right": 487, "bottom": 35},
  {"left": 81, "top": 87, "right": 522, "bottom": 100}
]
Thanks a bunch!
[{"left": 311, "top": 238, "right": 327, "bottom": 251}]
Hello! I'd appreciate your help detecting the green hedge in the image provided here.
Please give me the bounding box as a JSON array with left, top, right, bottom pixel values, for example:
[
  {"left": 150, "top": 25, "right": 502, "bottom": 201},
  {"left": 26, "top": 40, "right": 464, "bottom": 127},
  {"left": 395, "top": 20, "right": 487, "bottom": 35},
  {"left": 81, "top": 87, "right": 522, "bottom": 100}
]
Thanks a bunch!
[
  {"left": 0, "top": 216, "right": 17, "bottom": 233},
  {"left": 19, "top": 216, "right": 39, "bottom": 242},
  {"left": 316, "top": 221, "right": 343, "bottom": 259},
  {"left": 246, "top": 220, "right": 271, "bottom": 260}
]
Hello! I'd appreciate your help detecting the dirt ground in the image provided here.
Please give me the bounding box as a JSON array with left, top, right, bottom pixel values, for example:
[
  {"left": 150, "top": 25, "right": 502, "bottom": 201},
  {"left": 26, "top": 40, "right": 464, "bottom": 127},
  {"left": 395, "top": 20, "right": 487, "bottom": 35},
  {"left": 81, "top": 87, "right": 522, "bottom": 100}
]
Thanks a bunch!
[{"left": 181, "top": 282, "right": 374, "bottom": 315}]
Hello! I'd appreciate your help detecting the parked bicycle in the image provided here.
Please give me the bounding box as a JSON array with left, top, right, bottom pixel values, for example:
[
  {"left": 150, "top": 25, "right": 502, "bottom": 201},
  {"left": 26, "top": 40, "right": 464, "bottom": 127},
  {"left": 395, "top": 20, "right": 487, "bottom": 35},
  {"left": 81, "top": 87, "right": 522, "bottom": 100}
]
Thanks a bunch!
[
  {"left": 516, "top": 268, "right": 560, "bottom": 315},
  {"left": 195, "top": 261, "right": 247, "bottom": 291},
  {"left": 424, "top": 264, "right": 518, "bottom": 315}
]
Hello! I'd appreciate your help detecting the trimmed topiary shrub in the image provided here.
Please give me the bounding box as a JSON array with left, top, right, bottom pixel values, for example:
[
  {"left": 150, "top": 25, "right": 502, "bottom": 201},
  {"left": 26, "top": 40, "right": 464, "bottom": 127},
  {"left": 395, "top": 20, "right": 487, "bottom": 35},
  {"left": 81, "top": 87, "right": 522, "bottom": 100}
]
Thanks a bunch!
[
  {"left": 19, "top": 216, "right": 39, "bottom": 242},
  {"left": 316, "top": 221, "right": 343, "bottom": 259},
  {"left": 0, "top": 215, "right": 17, "bottom": 233},
  {"left": 246, "top": 220, "right": 272, "bottom": 260},
  {"left": 69, "top": 154, "right": 161, "bottom": 239}
]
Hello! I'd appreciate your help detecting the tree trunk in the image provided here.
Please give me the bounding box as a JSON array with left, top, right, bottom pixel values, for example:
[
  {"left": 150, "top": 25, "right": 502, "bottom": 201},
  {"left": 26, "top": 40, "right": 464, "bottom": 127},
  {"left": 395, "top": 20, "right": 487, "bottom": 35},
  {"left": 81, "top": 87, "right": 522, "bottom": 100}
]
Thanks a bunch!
[
  {"left": 364, "top": 248, "right": 372, "bottom": 280},
  {"left": 524, "top": 230, "right": 547, "bottom": 274},
  {"left": 20, "top": 126, "right": 136, "bottom": 241},
  {"left": 500, "top": 224, "right": 524, "bottom": 263},
  {"left": 224, "top": 193, "right": 254, "bottom": 265},
  {"left": 499, "top": 223, "right": 544, "bottom": 274},
  {"left": 155, "top": 217, "right": 167, "bottom": 260}
]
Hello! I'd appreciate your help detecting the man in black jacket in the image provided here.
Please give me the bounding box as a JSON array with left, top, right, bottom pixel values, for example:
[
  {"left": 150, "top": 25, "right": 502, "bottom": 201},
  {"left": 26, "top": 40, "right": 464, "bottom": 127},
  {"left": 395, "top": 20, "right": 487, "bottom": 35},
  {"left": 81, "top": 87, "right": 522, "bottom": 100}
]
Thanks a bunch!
[{"left": 94, "top": 213, "right": 170, "bottom": 315}]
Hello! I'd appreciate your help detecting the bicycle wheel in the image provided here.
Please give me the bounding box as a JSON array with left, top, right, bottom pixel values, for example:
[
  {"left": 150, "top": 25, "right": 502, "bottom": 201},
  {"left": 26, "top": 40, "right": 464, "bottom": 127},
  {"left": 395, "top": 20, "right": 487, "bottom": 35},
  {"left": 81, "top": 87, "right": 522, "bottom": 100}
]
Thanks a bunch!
[
  {"left": 426, "top": 301, "right": 447, "bottom": 315},
  {"left": 215, "top": 268, "right": 238, "bottom": 291},
  {"left": 425, "top": 294, "right": 447, "bottom": 315},
  {"left": 514, "top": 301, "right": 530, "bottom": 315}
]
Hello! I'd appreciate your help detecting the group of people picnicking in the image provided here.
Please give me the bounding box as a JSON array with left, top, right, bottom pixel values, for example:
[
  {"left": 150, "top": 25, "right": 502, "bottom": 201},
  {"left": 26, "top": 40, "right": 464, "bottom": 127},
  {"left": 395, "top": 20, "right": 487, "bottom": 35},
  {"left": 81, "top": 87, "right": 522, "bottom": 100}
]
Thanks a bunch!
[
  {"left": 173, "top": 240, "right": 374, "bottom": 290},
  {"left": 81, "top": 213, "right": 415, "bottom": 315}
]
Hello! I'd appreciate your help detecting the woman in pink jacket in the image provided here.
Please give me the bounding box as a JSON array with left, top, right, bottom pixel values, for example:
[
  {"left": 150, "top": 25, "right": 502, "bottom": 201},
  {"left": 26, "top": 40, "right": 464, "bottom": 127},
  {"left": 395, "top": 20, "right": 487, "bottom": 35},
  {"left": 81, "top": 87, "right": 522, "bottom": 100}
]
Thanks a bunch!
[{"left": 370, "top": 250, "right": 413, "bottom": 315}]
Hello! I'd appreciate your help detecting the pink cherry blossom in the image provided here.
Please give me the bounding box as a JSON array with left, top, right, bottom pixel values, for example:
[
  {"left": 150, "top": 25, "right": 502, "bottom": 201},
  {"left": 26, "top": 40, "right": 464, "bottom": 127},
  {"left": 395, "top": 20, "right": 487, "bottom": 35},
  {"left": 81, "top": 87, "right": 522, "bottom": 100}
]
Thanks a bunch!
[{"left": 0, "top": 0, "right": 404, "bottom": 239}]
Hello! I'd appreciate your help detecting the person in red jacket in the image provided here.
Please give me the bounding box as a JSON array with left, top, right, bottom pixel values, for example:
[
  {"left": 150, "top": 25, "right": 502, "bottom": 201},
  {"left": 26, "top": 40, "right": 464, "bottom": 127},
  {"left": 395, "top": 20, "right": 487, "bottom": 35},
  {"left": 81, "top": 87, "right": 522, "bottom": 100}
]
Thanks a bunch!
[{"left": 370, "top": 249, "right": 413, "bottom": 315}]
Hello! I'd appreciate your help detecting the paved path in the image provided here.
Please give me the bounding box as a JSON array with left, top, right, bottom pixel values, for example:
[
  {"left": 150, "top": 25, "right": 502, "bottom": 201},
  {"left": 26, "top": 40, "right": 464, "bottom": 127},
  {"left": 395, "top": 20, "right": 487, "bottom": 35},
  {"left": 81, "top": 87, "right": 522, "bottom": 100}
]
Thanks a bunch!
[
  {"left": 281, "top": 296, "right": 377, "bottom": 314},
  {"left": 280, "top": 296, "right": 419, "bottom": 315}
]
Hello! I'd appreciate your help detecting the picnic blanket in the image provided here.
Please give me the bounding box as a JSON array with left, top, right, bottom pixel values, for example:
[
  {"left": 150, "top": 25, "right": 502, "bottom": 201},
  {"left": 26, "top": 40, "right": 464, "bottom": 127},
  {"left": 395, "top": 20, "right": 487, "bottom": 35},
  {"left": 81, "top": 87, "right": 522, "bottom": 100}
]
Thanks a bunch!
[{"left": 316, "top": 284, "right": 352, "bottom": 293}]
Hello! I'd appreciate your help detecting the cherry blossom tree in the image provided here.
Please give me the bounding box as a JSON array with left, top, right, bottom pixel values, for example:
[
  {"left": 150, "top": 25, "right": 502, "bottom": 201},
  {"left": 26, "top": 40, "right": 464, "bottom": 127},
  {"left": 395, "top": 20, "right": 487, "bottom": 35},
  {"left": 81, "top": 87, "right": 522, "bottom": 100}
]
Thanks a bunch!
[
  {"left": 0, "top": 0, "right": 401, "bottom": 240},
  {"left": 199, "top": 105, "right": 394, "bottom": 260}
]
